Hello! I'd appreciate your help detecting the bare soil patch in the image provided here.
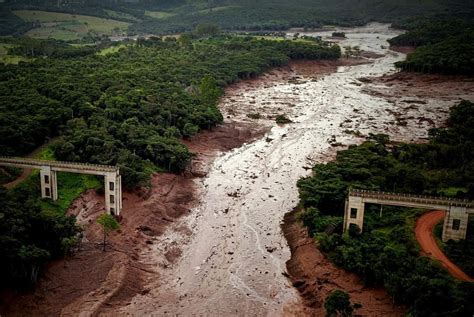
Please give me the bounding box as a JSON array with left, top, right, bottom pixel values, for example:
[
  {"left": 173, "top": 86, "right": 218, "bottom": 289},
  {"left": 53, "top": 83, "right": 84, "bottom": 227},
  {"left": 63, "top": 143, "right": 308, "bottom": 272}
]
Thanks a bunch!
[
  {"left": 0, "top": 123, "right": 264, "bottom": 316},
  {"left": 389, "top": 46, "right": 416, "bottom": 54},
  {"left": 362, "top": 71, "right": 474, "bottom": 102},
  {"left": 0, "top": 57, "right": 407, "bottom": 316},
  {"left": 415, "top": 210, "right": 474, "bottom": 282}
]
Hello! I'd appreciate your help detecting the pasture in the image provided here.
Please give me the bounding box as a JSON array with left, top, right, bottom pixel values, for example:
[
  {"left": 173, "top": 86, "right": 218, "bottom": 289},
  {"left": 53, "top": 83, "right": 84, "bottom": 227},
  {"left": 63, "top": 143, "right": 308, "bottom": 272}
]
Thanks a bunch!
[{"left": 13, "top": 10, "right": 130, "bottom": 40}]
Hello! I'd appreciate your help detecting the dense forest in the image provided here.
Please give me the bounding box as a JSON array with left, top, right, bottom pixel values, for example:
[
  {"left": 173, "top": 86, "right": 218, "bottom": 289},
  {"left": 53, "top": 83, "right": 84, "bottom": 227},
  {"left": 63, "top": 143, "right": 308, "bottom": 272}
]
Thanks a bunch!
[
  {"left": 297, "top": 100, "right": 474, "bottom": 316},
  {"left": 390, "top": 16, "right": 474, "bottom": 76},
  {"left": 0, "top": 180, "right": 79, "bottom": 288},
  {"left": 0, "top": 36, "right": 340, "bottom": 289},
  {"left": 0, "top": 36, "right": 340, "bottom": 187},
  {"left": 2, "top": 0, "right": 474, "bottom": 36}
]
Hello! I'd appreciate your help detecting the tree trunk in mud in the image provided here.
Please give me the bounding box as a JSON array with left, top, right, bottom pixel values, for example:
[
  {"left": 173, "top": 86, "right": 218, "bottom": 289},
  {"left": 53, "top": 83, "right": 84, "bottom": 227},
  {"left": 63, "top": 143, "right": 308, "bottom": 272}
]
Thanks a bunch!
[{"left": 102, "top": 230, "right": 106, "bottom": 252}]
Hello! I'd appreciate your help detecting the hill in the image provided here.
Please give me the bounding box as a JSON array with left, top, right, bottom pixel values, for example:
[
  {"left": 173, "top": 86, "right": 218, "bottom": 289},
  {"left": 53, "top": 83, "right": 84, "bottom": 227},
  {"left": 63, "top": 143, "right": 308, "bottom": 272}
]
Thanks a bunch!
[{"left": 1, "top": 0, "right": 474, "bottom": 37}]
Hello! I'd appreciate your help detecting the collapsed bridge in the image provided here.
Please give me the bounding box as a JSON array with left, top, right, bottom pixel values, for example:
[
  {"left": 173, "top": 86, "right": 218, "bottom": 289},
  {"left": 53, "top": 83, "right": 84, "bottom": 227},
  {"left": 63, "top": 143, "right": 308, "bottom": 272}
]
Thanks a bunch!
[
  {"left": 344, "top": 189, "right": 474, "bottom": 241},
  {"left": 0, "top": 156, "right": 122, "bottom": 216}
]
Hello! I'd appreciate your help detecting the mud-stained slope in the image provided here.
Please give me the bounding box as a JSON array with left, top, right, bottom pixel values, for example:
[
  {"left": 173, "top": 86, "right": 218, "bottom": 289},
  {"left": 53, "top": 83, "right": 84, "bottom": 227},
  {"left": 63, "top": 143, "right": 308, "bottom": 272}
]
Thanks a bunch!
[
  {"left": 3, "top": 23, "right": 474, "bottom": 317},
  {"left": 415, "top": 210, "right": 474, "bottom": 282},
  {"left": 0, "top": 124, "right": 264, "bottom": 317}
]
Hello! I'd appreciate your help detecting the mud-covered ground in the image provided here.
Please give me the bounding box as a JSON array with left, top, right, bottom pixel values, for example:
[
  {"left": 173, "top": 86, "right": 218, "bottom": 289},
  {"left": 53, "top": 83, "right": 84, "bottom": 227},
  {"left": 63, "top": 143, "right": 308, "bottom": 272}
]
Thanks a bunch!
[
  {"left": 121, "top": 24, "right": 473, "bottom": 316},
  {"left": 0, "top": 124, "right": 264, "bottom": 317},
  {"left": 2, "top": 23, "right": 474, "bottom": 317}
]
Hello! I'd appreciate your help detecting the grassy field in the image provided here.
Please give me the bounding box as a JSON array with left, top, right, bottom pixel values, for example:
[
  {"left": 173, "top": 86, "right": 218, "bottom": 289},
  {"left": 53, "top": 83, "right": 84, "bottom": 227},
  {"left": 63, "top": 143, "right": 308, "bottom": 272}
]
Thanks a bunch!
[
  {"left": 14, "top": 10, "right": 130, "bottom": 40},
  {"left": 35, "top": 146, "right": 102, "bottom": 215},
  {"left": 40, "top": 172, "right": 101, "bottom": 215},
  {"left": 4, "top": 146, "right": 102, "bottom": 215},
  {"left": 97, "top": 44, "right": 127, "bottom": 56},
  {"left": 196, "top": 6, "right": 240, "bottom": 14},
  {"left": 0, "top": 43, "right": 31, "bottom": 64},
  {"left": 144, "top": 10, "right": 176, "bottom": 19},
  {"left": 104, "top": 9, "right": 140, "bottom": 22}
]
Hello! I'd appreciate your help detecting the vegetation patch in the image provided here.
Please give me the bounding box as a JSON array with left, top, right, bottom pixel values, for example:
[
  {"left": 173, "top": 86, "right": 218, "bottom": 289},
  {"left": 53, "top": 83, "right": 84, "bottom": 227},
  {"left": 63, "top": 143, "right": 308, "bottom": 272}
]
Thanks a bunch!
[
  {"left": 436, "top": 217, "right": 474, "bottom": 277},
  {"left": 196, "top": 6, "right": 241, "bottom": 15},
  {"left": 13, "top": 10, "right": 129, "bottom": 40},
  {"left": 104, "top": 9, "right": 140, "bottom": 22},
  {"left": 391, "top": 16, "right": 474, "bottom": 76},
  {"left": 0, "top": 35, "right": 340, "bottom": 187},
  {"left": 275, "top": 114, "right": 293, "bottom": 124},
  {"left": 144, "top": 11, "right": 176, "bottom": 20},
  {"left": 97, "top": 44, "right": 126, "bottom": 56},
  {"left": 0, "top": 43, "right": 31, "bottom": 64},
  {"left": 246, "top": 112, "right": 262, "bottom": 119},
  {"left": 297, "top": 101, "right": 474, "bottom": 316},
  {"left": 0, "top": 145, "right": 103, "bottom": 289}
]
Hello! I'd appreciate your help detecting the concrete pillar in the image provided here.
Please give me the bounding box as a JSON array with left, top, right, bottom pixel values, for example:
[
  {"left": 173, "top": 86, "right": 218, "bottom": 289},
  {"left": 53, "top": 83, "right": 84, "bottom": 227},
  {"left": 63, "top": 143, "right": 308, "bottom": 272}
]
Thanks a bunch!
[
  {"left": 105, "top": 172, "right": 121, "bottom": 216},
  {"left": 343, "top": 196, "right": 365, "bottom": 233},
  {"left": 442, "top": 206, "right": 469, "bottom": 242},
  {"left": 51, "top": 170, "right": 58, "bottom": 201},
  {"left": 117, "top": 175, "right": 122, "bottom": 212},
  {"left": 40, "top": 166, "right": 57, "bottom": 201}
]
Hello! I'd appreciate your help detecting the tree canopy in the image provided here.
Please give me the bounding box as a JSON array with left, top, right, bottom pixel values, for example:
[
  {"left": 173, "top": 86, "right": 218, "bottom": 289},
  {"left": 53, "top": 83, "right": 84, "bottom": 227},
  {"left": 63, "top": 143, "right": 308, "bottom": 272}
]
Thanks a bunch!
[
  {"left": 390, "top": 16, "right": 474, "bottom": 76},
  {"left": 298, "top": 101, "right": 474, "bottom": 316},
  {"left": 0, "top": 36, "right": 340, "bottom": 187}
]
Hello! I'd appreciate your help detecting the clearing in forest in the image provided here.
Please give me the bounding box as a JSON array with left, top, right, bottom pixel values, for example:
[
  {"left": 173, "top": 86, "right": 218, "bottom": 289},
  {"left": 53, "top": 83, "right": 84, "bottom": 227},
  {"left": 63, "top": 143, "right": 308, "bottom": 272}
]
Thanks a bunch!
[{"left": 144, "top": 11, "right": 176, "bottom": 19}]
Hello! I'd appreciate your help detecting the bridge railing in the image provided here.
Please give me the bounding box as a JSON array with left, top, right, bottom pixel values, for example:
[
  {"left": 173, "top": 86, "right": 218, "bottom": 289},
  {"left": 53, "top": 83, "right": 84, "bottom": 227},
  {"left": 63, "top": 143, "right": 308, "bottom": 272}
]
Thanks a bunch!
[
  {"left": 349, "top": 189, "right": 473, "bottom": 208},
  {"left": 0, "top": 156, "right": 118, "bottom": 173}
]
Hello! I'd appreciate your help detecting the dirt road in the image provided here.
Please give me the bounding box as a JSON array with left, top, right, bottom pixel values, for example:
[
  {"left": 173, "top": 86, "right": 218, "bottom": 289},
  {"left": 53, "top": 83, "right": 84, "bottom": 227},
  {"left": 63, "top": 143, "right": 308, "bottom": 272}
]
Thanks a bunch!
[
  {"left": 415, "top": 211, "right": 474, "bottom": 282},
  {"left": 125, "top": 23, "right": 473, "bottom": 316},
  {"left": 2, "top": 23, "right": 474, "bottom": 316},
  {"left": 3, "top": 139, "right": 55, "bottom": 189}
]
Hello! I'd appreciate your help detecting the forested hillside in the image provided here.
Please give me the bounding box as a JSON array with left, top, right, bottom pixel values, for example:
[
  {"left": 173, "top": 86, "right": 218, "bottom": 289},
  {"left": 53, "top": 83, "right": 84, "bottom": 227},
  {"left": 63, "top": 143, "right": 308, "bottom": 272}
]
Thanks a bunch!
[
  {"left": 390, "top": 16, "right": 474, "bottom": 76},
  {"left": 297, "top": 100, "right": 474, "bottom": 316},
  {"left": 2, "top": 0, "right": 474, "bottom": 36},
  {"left": 0, "top": 181, "right": 79, "bottom": 289},
  {"left": 0, "top": 35, "right": 340, "bottom": 290},
  {"left": 0, "top": 36, "right": 340, "bottom": 187}
]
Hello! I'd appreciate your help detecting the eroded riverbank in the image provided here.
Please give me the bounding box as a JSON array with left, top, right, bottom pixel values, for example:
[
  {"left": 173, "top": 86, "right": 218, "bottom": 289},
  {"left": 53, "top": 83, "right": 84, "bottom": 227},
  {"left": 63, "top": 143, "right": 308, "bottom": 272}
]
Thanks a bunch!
[
  {"left": 2, "top": 23, "right": 474, "bottom": 317},
  {"left": 122, "top": 24, "right": 474, "bottom": 316}
]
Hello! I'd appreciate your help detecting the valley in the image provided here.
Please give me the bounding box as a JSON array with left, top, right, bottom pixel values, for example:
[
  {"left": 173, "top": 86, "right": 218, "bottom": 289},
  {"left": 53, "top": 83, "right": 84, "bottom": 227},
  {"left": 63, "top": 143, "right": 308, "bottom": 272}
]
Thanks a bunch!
[{"left": 3, "top": 23, "right": 473, "bottom": 316}]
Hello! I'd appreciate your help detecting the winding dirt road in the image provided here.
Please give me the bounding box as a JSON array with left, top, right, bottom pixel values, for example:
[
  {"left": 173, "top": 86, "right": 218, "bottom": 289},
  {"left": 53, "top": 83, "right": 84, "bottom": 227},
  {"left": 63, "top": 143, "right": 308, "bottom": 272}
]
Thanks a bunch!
[
  {"left": 415, "top": 210, "right": 474, "bottom": 282},
  {"left": 3, "top": 139, "right": 55, "bottom": 189}
]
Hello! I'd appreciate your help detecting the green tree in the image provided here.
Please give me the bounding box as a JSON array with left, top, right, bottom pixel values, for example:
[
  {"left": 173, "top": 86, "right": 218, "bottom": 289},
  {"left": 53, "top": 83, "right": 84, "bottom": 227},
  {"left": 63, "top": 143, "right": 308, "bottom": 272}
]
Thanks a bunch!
[
  {"left": 97, "top": 213, "right": 120, "bottom": 252},
  {"left": 182, "top": 123, "right": 199, "bottom": 138},
  {"left": 178, "top": 33, "right": 193, "bottom": 49},
  {"left": 193, "top": 23, "right": 220, "bottom": 37},
  {"left": 199, "top": 75, "right": 221, "bottom": 107},
  {"left": 324, "top": 290, "right": 353, "bottom": 317}
]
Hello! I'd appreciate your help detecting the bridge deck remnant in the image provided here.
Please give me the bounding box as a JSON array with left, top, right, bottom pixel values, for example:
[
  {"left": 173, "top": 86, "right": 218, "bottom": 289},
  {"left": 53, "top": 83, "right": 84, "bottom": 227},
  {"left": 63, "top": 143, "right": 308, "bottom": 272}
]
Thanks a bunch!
[
  {"left": 0, "top": 156, "right": 122, "bottom": 216},
  {"left": 344, "top": 189, "right": 473, "bottom": 242}
]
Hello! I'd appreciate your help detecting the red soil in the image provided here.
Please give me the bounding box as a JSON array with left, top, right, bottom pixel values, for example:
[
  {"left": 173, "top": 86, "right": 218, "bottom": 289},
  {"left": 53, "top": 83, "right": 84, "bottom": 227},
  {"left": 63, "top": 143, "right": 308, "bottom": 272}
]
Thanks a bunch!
[
  {"left": 362, "top": 71, "right": 474, "bottom": 101},
  {"left": 3, "top": 140, "right": 55, "bottom": 189},
  {"left": 0, "top": 58, "right": 393, "bottom": 316},
  {"left": 414, "top": 210, "right": 474, "bottom": 282},
  {"left": 0, "top": 123, "right": 265, "bottom": 316},
  {"left": 389, "top": 46, "right": 416, "bottom": 54}
]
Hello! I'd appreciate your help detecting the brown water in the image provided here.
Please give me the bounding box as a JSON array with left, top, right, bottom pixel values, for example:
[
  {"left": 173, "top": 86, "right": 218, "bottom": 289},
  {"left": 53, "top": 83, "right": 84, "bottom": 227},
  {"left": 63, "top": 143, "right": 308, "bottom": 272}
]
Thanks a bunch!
[{"left": 122, "top": 23, "right": 472, "bottom": 316}]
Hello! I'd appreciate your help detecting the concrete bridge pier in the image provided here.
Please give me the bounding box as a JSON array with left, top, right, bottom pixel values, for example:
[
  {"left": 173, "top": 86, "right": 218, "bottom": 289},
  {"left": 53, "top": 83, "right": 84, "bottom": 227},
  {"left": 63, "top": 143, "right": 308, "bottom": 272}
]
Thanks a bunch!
[
  {"left": 1, "top": 156, "right": 123, "bottom": 216},
  {"left": 343, "top": 196, "right": 365, "bottom": 232},
  {"left": 105, "top": 172, "right": 122, "bottom": 216},
  {"left": 343, "top": 189, "right": 473, "bottom": 242},
  {"left": 442, "top": 206, "right": 469, "bottom": 242},
  {"left": 40, "top": 166, "right": 58, "bottom": 201}
]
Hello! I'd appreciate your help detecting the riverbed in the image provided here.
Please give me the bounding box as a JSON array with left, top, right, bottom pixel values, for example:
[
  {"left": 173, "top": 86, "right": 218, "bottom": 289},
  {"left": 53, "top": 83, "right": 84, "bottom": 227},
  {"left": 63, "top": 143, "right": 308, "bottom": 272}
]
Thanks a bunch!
[{"left": 119, "top": 23, "right": 473, "bottom": 316}]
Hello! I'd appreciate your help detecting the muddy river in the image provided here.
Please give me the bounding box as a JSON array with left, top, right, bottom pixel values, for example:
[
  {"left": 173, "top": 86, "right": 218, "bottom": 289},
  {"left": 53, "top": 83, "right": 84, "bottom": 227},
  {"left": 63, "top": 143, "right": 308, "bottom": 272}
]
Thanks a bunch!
[{"left": 121, "top": 23, "right": 471, "bottom": 316}]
